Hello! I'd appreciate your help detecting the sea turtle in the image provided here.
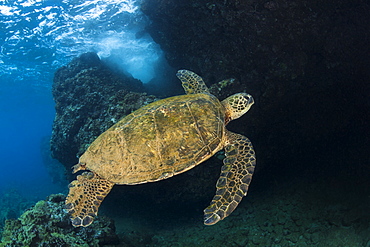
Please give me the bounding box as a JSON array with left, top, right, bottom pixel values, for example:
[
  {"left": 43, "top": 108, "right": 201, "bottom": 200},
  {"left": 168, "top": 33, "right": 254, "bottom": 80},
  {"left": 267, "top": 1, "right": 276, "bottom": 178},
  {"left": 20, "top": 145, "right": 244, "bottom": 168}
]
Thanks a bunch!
[{"left": 65, "top": 70, "right": 256, "bottom": 227}]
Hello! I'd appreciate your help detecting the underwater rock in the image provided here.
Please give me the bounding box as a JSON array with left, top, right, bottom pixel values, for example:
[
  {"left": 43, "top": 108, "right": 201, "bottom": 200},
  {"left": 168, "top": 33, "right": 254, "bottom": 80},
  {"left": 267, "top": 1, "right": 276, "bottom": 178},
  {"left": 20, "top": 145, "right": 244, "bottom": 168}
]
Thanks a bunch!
[
  {"left": 51, "top": 52, "right": 157, "bottom": 171},
  {"left": 0, "top": 194, "right": 119, "bottom": 247},
  {"left": 141, "top": 0, "right": 369, "bottom": 86}
]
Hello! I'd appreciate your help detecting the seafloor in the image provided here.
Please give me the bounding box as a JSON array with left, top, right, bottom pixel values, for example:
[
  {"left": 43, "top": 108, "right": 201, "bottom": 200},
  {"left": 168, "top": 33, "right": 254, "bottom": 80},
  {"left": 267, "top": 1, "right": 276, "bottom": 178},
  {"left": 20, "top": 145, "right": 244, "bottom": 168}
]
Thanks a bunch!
[
  {"left": 105, "top": 173, "right": 369, "bottom": 246},
  {"left": 1, "top": 168, "right": 368, "bottom": 246}
]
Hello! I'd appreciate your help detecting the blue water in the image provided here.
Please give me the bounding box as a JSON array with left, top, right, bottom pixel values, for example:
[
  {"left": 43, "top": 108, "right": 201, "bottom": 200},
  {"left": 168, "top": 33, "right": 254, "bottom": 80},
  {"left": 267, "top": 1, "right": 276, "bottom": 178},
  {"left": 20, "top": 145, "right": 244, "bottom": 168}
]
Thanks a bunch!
[{"left": 0, "top": 0, "right": 165, "bottom": 200}]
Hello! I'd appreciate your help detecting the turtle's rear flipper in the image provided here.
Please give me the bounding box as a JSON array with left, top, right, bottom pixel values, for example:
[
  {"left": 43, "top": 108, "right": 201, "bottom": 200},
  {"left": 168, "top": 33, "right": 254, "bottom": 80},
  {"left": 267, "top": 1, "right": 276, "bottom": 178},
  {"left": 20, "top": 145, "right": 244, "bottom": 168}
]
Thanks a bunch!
[
  {"left": 204, "top": 131, "right": 256, "bottom": 225},
  {"left": 65, "top": 172, "right": 114, "bottom": 227}
]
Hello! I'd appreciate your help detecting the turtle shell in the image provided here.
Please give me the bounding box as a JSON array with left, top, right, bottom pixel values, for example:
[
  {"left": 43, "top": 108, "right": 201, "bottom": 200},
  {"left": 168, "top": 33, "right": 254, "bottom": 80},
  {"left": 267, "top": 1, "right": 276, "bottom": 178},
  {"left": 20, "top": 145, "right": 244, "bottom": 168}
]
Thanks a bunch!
[{"left": 79, "top": 93, "right": 226, "bottom": 185}]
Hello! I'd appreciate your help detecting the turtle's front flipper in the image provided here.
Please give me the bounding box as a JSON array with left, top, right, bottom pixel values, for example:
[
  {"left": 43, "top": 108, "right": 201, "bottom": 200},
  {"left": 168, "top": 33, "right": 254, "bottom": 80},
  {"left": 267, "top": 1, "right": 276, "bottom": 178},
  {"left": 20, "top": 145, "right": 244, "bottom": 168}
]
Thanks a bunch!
[
  {"left": 204, "top": 131, "right": 256, "bottom": 225},
  {"left": 65, "top": 172, "right": 114, "bottom": 227}
]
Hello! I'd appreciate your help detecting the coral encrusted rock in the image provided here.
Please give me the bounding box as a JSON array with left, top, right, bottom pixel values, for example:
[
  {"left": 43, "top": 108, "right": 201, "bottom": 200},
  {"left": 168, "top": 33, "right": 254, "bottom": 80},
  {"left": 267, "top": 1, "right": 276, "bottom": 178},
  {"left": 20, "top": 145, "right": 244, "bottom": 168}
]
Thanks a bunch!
[{"left": 0, "top": 194, "right": 119, "bottom": 247}]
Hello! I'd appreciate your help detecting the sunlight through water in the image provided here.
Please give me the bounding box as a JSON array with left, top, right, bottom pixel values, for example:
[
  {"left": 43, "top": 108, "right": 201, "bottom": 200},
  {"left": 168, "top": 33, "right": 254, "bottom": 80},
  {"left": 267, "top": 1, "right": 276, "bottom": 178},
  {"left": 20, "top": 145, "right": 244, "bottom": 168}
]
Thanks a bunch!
[{"left": 0, "top": 0, "right": 162, "bottom": 83}]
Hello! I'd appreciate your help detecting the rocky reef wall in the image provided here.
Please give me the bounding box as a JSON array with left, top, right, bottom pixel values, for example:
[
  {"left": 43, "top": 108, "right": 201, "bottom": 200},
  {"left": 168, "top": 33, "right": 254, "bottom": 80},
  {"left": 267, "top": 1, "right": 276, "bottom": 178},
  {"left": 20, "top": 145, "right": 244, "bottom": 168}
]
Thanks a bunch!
[{"left": 141, "top": 0, "right": 369, "bottom": 84}]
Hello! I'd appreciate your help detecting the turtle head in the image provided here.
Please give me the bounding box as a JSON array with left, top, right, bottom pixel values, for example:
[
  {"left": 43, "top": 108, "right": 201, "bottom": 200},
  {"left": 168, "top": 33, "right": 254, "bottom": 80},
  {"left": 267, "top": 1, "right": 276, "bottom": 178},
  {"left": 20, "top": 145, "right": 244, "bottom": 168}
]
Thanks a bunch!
[{"left": 222, "top": 93, "right": 254, "bottom": 124}]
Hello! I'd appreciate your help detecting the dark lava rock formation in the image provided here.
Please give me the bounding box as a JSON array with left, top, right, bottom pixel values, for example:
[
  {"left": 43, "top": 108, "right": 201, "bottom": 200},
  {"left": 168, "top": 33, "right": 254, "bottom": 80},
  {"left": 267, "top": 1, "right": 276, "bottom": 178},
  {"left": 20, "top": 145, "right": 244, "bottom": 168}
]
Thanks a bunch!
[
  {"left": 141, "top": 0, "right": 369, "bottom": 84},
  {"left": 51, "top": 52, "right": 157, "bottom": 170}
]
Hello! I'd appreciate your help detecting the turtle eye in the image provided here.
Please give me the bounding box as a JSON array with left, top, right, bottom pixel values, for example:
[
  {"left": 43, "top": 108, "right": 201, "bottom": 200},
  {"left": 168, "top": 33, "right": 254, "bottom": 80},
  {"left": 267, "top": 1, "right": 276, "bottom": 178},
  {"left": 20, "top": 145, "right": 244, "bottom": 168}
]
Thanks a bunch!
[
  {"left": 248, "top": 94, "right": 254, "bottom": 104},
  {"left": 245, "top": 94, "right": 254, "bottom": 105}
]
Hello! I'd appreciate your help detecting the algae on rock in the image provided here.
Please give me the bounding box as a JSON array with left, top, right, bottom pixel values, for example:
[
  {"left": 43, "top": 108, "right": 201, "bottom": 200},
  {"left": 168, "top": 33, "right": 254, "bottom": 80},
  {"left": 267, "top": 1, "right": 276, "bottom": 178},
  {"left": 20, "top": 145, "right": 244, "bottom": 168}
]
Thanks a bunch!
[{"left": 0, "top": 194, "right": 119, "bottom": 247}]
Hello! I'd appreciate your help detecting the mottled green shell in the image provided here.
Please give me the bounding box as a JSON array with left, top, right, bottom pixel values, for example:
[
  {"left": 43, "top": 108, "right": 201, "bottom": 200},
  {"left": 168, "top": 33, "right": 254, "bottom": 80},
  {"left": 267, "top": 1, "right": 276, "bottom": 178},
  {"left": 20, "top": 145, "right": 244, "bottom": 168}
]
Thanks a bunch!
[{"left": 80, "top": 93, "right": 226, "bottom": 185}]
